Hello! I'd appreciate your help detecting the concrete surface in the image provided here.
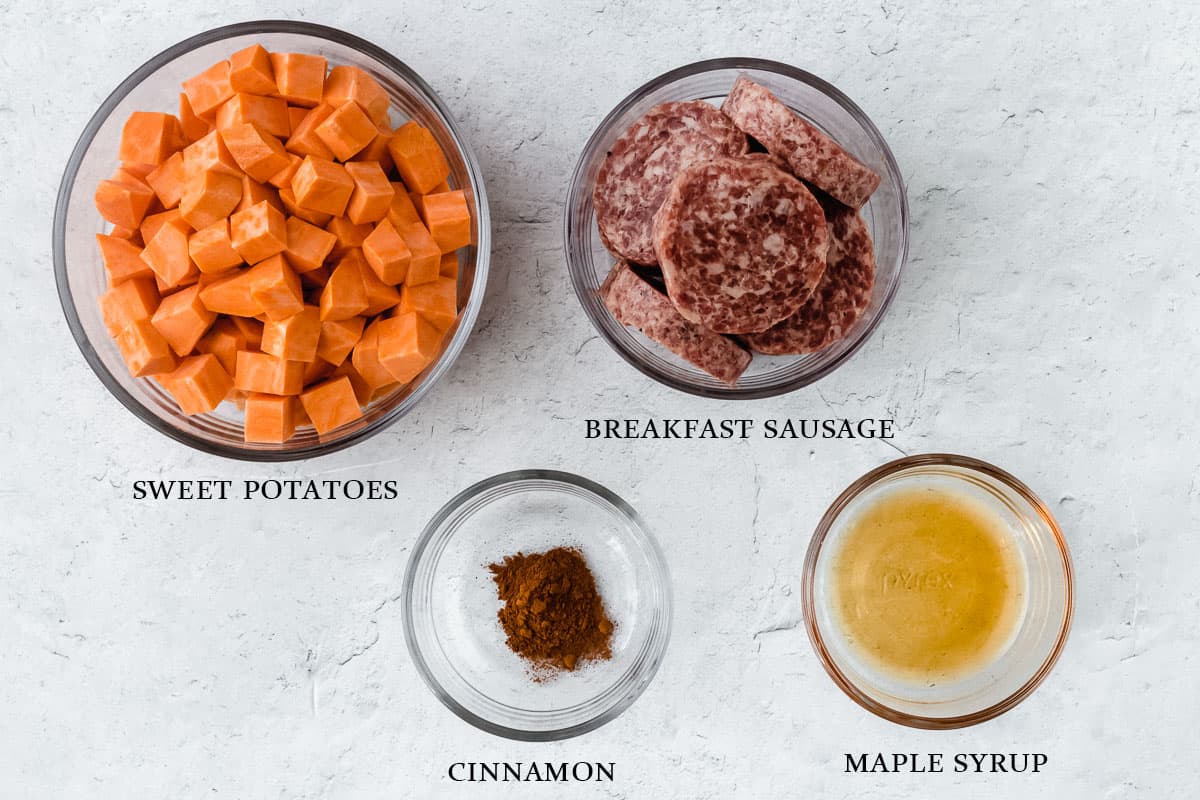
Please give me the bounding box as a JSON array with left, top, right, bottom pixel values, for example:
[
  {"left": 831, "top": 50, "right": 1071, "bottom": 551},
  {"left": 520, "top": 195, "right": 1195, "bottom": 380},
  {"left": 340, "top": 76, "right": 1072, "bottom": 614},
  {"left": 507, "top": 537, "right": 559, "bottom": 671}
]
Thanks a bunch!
[{"left": 1, "top": 0, "right": 1198, "bottom": 797}]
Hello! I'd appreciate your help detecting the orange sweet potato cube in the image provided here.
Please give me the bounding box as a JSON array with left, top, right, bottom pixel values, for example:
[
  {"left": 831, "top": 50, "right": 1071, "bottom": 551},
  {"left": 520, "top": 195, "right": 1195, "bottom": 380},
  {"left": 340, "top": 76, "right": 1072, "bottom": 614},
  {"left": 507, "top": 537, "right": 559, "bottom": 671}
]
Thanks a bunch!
[
  {"left": 216, "top": 93, "right": 290, "bottom": 139},
  {"left": 179, "top": 92, "right": 211, "bottom": 143},
  {"left": 285, "top": 216, "right": 337, "bottom": 272},
  {"left": 140, "top": 217, "right": 198, "bottom": 288},
  {"left": 188, "top": 220, "right": 243, "bottom": 274},
  {"left": 161, "top": 354, "right": 232, "bottom": 415},
  {"left": 261, "top": 305, "right": 321, "bottom": 361},
  {"left": 349, "top": 320, "right": 395, "bottom": 390},
  {"left": 284, "top": 103, "right": 335, "bottom": 160},
  {"left": 299, "top": 264, "right": 330, "bottom": 289},
  {"left": 287, "top": 105, "right": 309, "bottom": 135},
  {"left": 196, "top": 318, "right": 248, "bottom": 374},
  {"left": 238, "top": 175, "right": 283, "bottom": 213},
  {"left": 291, "top": 156, "right": 354, "bottom": 217},
  {"left": 325, "top": 216, "right": 372, "bottom": 259},
  {"left": 361, "top": 218, "right": 411, "bottom": 284},
  {"left": 229, "top": 44, "right": 277, "bottom": 95},
  {"left": 99, "top": 277, "right": 160, "bottom": 335},
  {"left": 145, "top": 152, "right": 188, "bottom": 209},
  {"left": 319, "top": 257, "right": 369, "bottom": 321},
  {"left": 229, "top": 200, "right": 287, "bottom": 264},
  {"left": 344, "top": 161, "right": 394, "bottom": 224},
  {"left": 349, "top": 130, "right": 394, "bottom": 173},
  {"left": 399, "top": 277, "right": 458, "bottom": 333},
  {"left": 439, "top": 251, "right": 459, "bottom": 279},
  {"left": 95, "top": 176, "right": 155, "bottom": 230},
  {"left": 151, "top": 284, "right": 217, "bottom": 356},
  {"left": 180, "top": 169, "right": 243, "bottom": 229},
  {"left": 98, "top": 234, "right": 155, "bottom": 284},
  {"left": 268, "top": 153, "right": 302, "bottom": 189},
  {"left": 198, "top": 268, "right": 261, "bottom": 317},
  {"left": 316, "top": 315, "right": 365, "bottom": 366},
  {"left": 388, "top": 121, "right": 450, "bottom": 194},
  {"left": 278, "top": 186, "right": 331, "bottom": 226},
  {"left": 183, "top": 130, "right": 242, "bottom": 178},
  {"left": 376, "top": 311, "right": 441, "bottom": 384},
  {"left": 352, "top": 252, "right": 402, "bottom": 314},
  {"left": 247, "top": 254, "right": 304, "bottom": 320},
  {"left": 230, "top": 316, "right": 264, "bottom": 349},
  {"left": 385, "top": 183, "right": 421, "bottom": 228},
  {"left": 183, "top": 60, "right": 234, "bottom": 118},
  {"left": 414, "top": 190, "right": 471, "bottom": 252},
  {"left": 139, "top": 208, "right": 182, "bottom": 245},
  {"left": 269, "top": 52, "right": 327, "bottom": 107},
  {"left": 119, "top": 111, "right": 185, "bottom": 166},
  {"left": 243, "top": 393, "right": 297, "bottom": 443},
  {"left": 220, "top": 123, "right": 291, "bottom": 183},
  {"left": 397, "top": 221, "right": 441, "bottom": 286},
  {"left": 315, "top": 100, "right": 377, "bottom": 161},
  {"left": 116, "top": 318, "right": 177, "bottom": 377},
  {"left": 323, "top": 65, "right": 390, "bottom": 126},
  {"left": 300, "top": 375, "right": 363, "bottom": 435},
  {"left": 234, "top": 350, "right": 305, "bottom": 395}
]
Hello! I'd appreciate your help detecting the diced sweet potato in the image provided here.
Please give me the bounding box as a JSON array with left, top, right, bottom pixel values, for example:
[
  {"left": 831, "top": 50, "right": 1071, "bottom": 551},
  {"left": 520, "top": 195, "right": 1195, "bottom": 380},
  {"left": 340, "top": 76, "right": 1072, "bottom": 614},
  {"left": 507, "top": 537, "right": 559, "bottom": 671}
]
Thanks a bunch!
[
  {"left": 243, "top": 393, "right": 296, "bottom": 443},
  {"left": 361, "top": 218, "right": 411, "bottom": 284},
  {"left": 376, "top": 311, "right": 441, "bottom": 384},
  {"left": 140, "top": 216, "right": 198, "bottom": 288},
  {"left": 269, "top": 52, "right": 327, "bottom": 107},
  {"left": 119, "top": 111, "right": 184, "bottom": 169},
  {"left": 344, "top": 161, "right": 394, "bottom": 224},
  {"left": 323, "top": 65, "right": 390, "bottom": 126},
  {"left": 145, "top": 152, "right": 187, "bottom": 209},
  {"left": 316, "top": 315, "right": 365, "bottom": 365},
  {"left": 98, "top": 234, "right": 155, "bottom": 284},
  {"left": 287, "top": 105, "right": 308, "bottom": 136},
  {"left": 216, "top": 93, "right": 290, "bottom": 139},
  {"left": 238, "top": 174, "right": 283, "bottom": 213},
  {"left": 284, "top": 103, "right": 336, "bottom": 160},
  {"left": 350, "top": 251, "right": 402, "bottom": 314},
  {"left": 302, "top": 355, "right": 336, "bottom": 387},
  {"left": 300, "top": 264, "right": 330, "bottom": 289},
  {"left": 179, "top": 92, "right": 211, "bottom": 143},
  {"left": 397, "top": 220, "right": 440, "bottom": 286},
  {"left": 349, "top": 130, "right": 394, "bottom": 173},
  {"left": 291, "top": 156, "right": 354, "bottom": 217},
  {"left": 183, "top": 60, "right": 235, "bottom": 118},
  {"left": 188, "top": 220, "right": 243, "bottom": 274},
  {"left": 268, "top": 153, "right": 302, "bottom": 189},
  {"left": 221, "top": 123, "right": 291, "bottom": 183},
  {"left": 388, "top": 121, "right": 450, "bottom": 194},
  {"left": 319, "top": 257, "right": 369, "bottom": 321},
  {"left": 139, "top": 208, "right": 183, "bottom": 244},
  {"left": 160, "top": 354, "right": 232, "bottom": 415},
  {"left": 399, "top": 277, "right": 458, "bottom": 332},
  {"left": 234, "top": 350, "right": 304, "bottom": 395},
  {"left": 315, "top": 100, "right": 377, "bottom": 161},
  {"left": 230, "top": 315, "right": 264, "bottom": 349},
  {"left": 151, "top": 284, "right": 216, "bottom": 356},
  {"left": 99, "top": 277, "right": 160, "bottom": 335},
  {"left": 284, "top": 216, "right": 336, "bottom": 271},
  {"left": 350, "top": 320, "right": 395, "bottom": 390},
  {"left": 414, "top": 190, "right": 471, "bottom": 252},
  {"left": 385, "top": 183, "right": 421, "bottom": 228},
  {"left": 95, "top": 176, "right": 155, "bottom": 229},
  {"left": 279, "top": 186, "right": 332, "bottom": 226},
  {"left": 299, "top": 375, "right": 363, "bottom": 434},
  {"left": 325, "top": 216, "right": 373, "bottom": 259},
  {"left": 198, "top": 268, "right": 260, "bottom": 316},
  {"left": 179, "top": 168, "right": 242, "bottom": 230},
  {"left": 229, "top": 200, "right": 287, "bottom": 264},
  {"left": 183, "top": 130, "right": 242, "bottom": 178},
  {"left": 246, "top": 253, "right": 304, "bottom": 320},
  {"left": 229, "top": 44, "right": 277, "bottom": 95},
  {"left": 196, "top": 317, "right": 248, "bottom": 374},
  {"left": 261, "top": 305, "right": 321, "bottom": 361},
  {"left": 116, "top": 318, "right": 177, "bottom": 377},
  {"left": 439, "top": 251, "right": 459, "bottom": 279}
]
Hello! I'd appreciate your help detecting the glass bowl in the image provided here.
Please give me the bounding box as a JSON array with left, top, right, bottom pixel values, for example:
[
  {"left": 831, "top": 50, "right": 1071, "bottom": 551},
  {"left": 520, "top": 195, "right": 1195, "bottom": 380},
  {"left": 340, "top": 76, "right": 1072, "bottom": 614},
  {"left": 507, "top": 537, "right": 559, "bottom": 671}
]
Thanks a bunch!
[
  {"left": 802, "top": 454, "right": 1074, "bottom": 729},
  {"left": 565, "top": 58, "right": 907, "bottom": 398},
  {"left": 402, "top": 470, "right": 672, "bottom": 741},
  {"left": 53, "top": 20, "right": 490, "bottom": 460}
]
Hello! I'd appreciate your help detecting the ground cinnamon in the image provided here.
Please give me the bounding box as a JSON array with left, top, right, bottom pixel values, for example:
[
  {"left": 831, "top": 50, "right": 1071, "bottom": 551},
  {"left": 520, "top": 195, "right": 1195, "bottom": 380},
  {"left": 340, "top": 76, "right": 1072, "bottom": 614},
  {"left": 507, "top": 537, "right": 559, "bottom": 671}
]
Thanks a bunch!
[{"left": 488, "top": 547, "right": 614, "bottom": 672}]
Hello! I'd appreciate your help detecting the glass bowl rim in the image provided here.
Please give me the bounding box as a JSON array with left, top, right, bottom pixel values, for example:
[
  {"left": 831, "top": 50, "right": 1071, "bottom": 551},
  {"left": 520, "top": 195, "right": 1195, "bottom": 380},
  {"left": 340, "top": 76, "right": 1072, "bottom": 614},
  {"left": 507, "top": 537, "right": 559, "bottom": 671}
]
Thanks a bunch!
[
  {"left": 53, "top": 19, "right": 492, "bottom": 461},
  {"left": 801, "top": 452, "right": 1075, "bottom": 729},
  {"left": 401, "top": 468, "right": 674, "bottom": 741},
  {"left": 564, "top": 56, "right": 910, "bottom": 400}
]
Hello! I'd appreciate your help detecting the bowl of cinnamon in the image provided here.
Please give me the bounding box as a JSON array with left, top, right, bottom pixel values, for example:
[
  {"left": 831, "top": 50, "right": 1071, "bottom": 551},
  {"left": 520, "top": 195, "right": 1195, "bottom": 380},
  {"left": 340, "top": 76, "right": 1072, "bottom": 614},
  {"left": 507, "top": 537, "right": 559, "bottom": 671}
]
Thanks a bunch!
[{"left": 402, "top": 469, "right": 672, "bottom": 741}]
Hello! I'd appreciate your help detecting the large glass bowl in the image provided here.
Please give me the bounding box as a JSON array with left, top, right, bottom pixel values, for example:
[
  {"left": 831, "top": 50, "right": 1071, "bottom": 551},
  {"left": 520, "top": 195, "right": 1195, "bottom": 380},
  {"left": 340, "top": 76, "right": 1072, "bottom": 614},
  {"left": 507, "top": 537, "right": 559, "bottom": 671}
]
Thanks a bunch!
[
  {"left": 54, "top": 20, "right": 490, "bottom": 460},
  {"left": 402, "top": 470, "right": 673, "bottom": 741},
  {"left": 802, "top": 454, "right": 1074, "bottom": 728},
  {"left": 565, "top": 58, "right": 907, "bottom": 398}
]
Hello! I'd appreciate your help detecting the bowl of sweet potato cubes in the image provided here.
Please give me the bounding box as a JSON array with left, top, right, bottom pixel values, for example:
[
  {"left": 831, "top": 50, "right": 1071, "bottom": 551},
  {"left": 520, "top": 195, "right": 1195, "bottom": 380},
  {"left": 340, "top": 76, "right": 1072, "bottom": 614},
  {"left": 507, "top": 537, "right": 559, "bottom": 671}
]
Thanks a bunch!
[{"left": 54, "top": 21, "right": 490, "bottom": 460}]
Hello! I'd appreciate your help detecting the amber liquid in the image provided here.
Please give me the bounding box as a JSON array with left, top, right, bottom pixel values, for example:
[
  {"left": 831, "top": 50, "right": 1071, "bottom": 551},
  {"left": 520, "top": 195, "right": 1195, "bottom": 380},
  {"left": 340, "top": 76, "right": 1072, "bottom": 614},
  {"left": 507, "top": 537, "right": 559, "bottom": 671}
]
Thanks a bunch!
[{"left": 829, "top": 486, "right": 1025, "bottom": 685}]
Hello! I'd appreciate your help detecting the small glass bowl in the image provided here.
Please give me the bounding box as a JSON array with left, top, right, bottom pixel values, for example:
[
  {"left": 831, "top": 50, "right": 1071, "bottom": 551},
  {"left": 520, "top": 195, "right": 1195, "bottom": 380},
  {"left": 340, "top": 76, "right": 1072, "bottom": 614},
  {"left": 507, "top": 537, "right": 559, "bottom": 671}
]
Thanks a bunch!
[
  {"left": 54, "top": 21, "right": 490, "bottom": 460},
  {"left": 402, "top": 470, "right": 672, "bottom": 741},
  {"left": 565, "top": 58, "right": 908, "bottom": 399},
  {"left": 802, "top": 454, "right": 1074, "bottom": 729}
]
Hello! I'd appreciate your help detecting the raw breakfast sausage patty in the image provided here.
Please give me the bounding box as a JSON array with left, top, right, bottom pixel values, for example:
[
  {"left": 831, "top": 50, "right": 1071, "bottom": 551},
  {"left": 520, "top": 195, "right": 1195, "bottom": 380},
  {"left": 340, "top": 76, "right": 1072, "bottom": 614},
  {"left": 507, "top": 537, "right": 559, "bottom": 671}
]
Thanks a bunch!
[
  {"left": 743, "top": 201, "right": 875, "bottom": 355},
  {"left": 593, "top": 101, "right": 748, "bottom": 265},
  {"left": 652, "top": 156, "right": 828, "bottom": 335},
  {"left": 721, "top": 75, "right": 881, "bottom": 209},
  {"left": 601, "top": 260, "right": 751, "bottom": 385}
]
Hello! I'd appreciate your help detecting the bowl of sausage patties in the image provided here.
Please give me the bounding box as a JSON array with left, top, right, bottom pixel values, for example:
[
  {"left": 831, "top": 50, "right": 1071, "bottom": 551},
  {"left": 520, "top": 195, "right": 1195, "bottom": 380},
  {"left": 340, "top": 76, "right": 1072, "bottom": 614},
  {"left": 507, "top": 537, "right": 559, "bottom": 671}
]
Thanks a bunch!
[{"left": 565, "top": 58, "right": 907, "bottom": 398}]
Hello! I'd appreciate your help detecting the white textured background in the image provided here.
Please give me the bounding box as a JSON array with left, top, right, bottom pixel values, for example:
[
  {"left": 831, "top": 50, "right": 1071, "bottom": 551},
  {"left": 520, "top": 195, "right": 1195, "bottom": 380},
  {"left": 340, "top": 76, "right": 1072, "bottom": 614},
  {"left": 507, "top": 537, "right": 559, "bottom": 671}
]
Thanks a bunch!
[{"left": 2, "top": 0, "right": 1198, "bottom": 797}]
